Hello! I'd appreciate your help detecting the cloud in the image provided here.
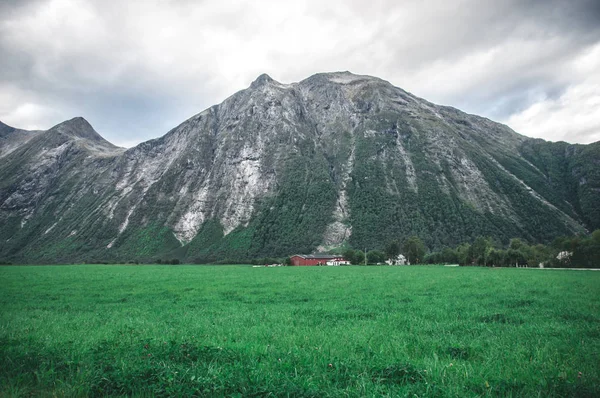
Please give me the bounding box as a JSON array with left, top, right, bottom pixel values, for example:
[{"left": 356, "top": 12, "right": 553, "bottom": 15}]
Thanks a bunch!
[
  {"left": 0, "top": 0, "right": 599, "bottom": 146},
  {"left": 0, "top": 83, "right": 65, "bottom": 131},
  {"left": 505, "top": 43, "right": 600, "bottom": 144}
]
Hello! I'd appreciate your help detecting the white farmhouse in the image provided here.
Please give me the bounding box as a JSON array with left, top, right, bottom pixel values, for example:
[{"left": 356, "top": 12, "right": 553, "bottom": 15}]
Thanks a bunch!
[{"left": 386, "top": 254, "right": 407, "bottom": 265}]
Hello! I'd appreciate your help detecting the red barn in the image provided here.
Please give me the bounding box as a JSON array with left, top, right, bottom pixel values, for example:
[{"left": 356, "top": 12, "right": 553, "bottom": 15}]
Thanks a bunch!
[{"left": 290, "top": 254, "right": 348, "bottom": 266}]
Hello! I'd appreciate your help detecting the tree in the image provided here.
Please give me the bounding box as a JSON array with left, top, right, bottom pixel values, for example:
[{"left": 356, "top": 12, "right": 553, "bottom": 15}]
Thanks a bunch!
[
  {"left": 456, "top": 243, "right": 471, "bottom": 266},
  {"left": 508, "top": 238, "right": 535, "bottom": 267},
  {"left": 485, "top": 247, "right": 505, "bottom": 267},
  {"left": 506, "top": 249, "right": 526, "bottom": 267},
  {"left": 353, "top": 250, "right": 366, "bottom": 265},
  {"left": 343, "top": 249, "right": 356, "bottom": 265},
  {"left": 403, "top": 236, "right": 426, "bottom": 264},
  {"left": 570, "top": 231, "right": 600, "bottom": 268},
  {"left": 367, "top": 250, "right": 386, "bottom": 264},
  {"left": 592, "top": 229, "right": 600, "bottom": 244},
  {"left": 385, "top": 241, "right": 401, "bottom": 262},
  {"left": 509, "top": 238, "right": 525, "bottom": 251},
  {"left": 551, "top": 236, "right": 568, "bottom": 251},
  {"left": 424, "top": 252, "right": 442, "bottom": 264},
  {"left": 441, "top": 247, "right": 459, "bottom": 264},
  {"left": 471, "top": 236, "right": 491, "bottom": 265},
  {"left": 528, "top": 244, "right": 551, "bottom": 267}
]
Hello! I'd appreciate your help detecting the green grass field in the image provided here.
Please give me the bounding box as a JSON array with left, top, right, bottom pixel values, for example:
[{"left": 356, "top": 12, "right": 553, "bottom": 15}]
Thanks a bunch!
[{"left": 1, "top": 265, "right": 599, "bottom": 397}]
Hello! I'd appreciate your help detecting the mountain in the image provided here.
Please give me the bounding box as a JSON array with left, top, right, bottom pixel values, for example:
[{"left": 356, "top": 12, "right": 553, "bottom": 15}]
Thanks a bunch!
[
  {"left": 1, "top": 72, "right": 599, "bottom": 263},
  {"left": 0, "top": 121, "right": 43, "bottom": 158}
]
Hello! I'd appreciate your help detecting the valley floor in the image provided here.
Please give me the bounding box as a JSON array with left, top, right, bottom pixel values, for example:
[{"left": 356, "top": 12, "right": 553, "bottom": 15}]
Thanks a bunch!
[{"left": 0, "top": 265, "right": 598, "bottom": 397}]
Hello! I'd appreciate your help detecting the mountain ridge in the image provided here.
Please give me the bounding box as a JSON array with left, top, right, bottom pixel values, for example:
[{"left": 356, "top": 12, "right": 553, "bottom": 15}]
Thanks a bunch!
[{"left": 1, "top": 71, "right": 598, "bottom": 263}]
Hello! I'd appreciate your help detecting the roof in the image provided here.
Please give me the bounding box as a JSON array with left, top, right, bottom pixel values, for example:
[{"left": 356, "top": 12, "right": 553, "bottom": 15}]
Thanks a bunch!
[{"left": 292, "top": 254, "right": 343, "bottom": 259}]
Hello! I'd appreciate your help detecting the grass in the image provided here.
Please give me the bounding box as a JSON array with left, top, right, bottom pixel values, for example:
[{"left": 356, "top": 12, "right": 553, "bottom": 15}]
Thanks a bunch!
[{"left": 0, "top": 265, "right": 598, "bottom": 397}]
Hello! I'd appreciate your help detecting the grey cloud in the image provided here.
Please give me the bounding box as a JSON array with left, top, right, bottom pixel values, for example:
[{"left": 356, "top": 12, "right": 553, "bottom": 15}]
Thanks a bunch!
[
  {"left": 0, "top": 0, "right": 43, "bottom": 14},
  {"left": 0, "top": 0, "right": 599, "bottom": 146}
]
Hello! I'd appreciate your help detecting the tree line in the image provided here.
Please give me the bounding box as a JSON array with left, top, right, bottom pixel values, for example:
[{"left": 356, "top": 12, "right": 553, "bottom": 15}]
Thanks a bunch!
[
  {"left": 85, "top": 230, "right": 600, "bottom": 267},
  {"left": 341, "top": 235, "right": 427, "bottom": 265},
  {"left": 423, "top": 230, "right": 600, "bottom": 268},
  {"left": 333, "top": 230, "right": 600, "bottom": 268}
]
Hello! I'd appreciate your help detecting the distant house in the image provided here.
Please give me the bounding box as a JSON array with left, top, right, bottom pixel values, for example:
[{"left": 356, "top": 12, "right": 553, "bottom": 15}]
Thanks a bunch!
[
  {"left": 386, "top": 254, "right": 407, "bottom": 265},
  {"left": 290, "top": 254, "right": 349, "bottom": 266}
]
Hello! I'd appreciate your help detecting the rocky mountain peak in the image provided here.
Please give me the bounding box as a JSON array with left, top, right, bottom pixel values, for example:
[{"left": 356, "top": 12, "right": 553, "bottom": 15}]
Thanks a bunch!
[
  {"left": 50, "top": 117, "right": 99, "bottom": 140},
  {"left": 250, "top": 73, "right": 277, "bottom": 88},
  {"left": 299, "top": 71, "right": 380, "bottom": 86},
  {"left": 46, "top": 117, "right": 121, "bottom": 152}
]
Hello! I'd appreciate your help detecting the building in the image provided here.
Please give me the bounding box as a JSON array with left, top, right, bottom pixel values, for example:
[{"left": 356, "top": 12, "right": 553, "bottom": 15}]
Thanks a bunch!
[
  {"left": 385, "top": 254, "right": 407, "bottom": 265},
  {"left": 290, "top": 254, "right": 349, "bottom": 266}
]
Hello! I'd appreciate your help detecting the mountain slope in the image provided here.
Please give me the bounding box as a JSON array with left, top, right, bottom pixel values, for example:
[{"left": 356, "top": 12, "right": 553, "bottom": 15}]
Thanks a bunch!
[
  {"left": 0, "top": 121, "right": 42, "bottom": 158},
  {"left": 0, "top": 118, "right": 124, "bottom": 262},
  {"left": 0, "top": 72, "right": 598, "bottom": 263}
]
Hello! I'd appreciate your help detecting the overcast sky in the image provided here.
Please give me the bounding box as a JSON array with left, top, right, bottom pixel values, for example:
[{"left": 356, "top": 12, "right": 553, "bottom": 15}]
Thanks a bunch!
[{"left": 1, "top": 0, "right": 599, "bottom": 147}]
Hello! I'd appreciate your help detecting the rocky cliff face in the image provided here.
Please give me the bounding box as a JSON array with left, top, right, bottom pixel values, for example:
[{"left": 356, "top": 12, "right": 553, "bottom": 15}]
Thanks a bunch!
[{"left": 1, "top": 72, "right": 599, "bottom": 263}]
